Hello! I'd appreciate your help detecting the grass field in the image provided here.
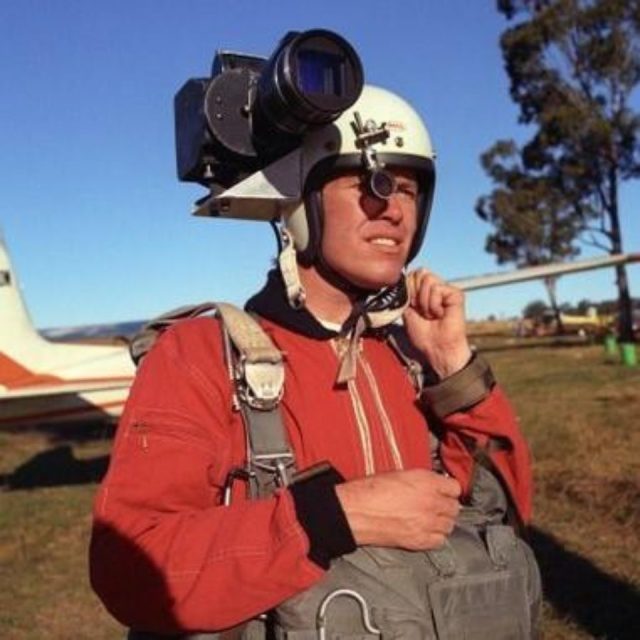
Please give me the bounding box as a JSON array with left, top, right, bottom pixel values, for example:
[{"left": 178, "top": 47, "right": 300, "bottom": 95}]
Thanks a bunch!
[{"left": 1, "top": 341, "right": 639, "bottom": 639}]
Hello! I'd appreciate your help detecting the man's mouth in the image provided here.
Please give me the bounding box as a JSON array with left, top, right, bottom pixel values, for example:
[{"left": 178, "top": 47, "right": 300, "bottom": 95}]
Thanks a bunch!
[{"left": 369, "top": 237, "right": 400, "bottom": 247}]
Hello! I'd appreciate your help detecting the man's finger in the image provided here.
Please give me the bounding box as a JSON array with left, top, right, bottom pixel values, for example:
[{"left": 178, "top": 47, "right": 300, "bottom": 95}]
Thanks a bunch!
[
  {"left": 436, "top": 475, "right": 462, "bottom": 498},
  {"left": 427, "top": 283, "right": 446, "bottom": 319},
  {"left": 436, "top": 497, "right": 462, "bottom": 519},
  {"left": 413, "top": 271, "right": 445, "bottom": 314}
]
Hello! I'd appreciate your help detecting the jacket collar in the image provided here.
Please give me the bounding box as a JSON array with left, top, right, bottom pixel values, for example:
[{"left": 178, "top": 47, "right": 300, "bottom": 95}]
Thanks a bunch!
[{"left": 245, "top": 270, "right": 339, "bottom": 340}]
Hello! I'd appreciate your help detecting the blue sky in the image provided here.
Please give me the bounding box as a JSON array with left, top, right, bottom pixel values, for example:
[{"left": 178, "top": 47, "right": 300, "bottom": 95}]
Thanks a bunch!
[{"left": 1, "top": 0, "right": 639, "bottom": 328}]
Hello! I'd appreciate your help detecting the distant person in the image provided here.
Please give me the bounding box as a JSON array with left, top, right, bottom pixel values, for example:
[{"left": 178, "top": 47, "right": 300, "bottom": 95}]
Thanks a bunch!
[{"left": 90, "top": 79, "right": 541, "bottom": 638}]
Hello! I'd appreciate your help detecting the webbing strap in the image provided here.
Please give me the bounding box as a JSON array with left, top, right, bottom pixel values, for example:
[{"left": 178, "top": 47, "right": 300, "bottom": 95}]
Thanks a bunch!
[
  {"left": 216, "top": 303, "right": 285, "bottom": 411},
  {"left": 241, "top": 406, "right": 295, "bottom": 498},
  {"left": 216, "top": 303, "right": 283, "bottom": 365},
  {"left": 385, "top": 330, "right": 425, "bottom": 394},
  {"left": 212, "top": 304, "right": 294, "bottom": 497},
  {"left": 214, "top": 304, "right": 294, "bottom": 496},
  {"left": 244, "top": 406, "right": 292, "bottom": 458},
  {"left": 130, "top": 302, "right": 219, "bottom": 364}
]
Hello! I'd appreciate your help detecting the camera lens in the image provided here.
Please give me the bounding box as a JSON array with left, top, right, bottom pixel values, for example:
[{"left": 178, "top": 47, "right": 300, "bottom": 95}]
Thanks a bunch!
[
  {"left": 254, "top": 30, "right": 364, "bottom": 138},
  {"left": 296, "top": 50, "right": 344, "bottom": 96}
]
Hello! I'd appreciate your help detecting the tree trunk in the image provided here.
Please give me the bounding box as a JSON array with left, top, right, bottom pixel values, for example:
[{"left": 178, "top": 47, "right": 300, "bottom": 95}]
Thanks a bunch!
[
  {"left": 544, "top": 276, "right": 565, "bottom": 335},
  {"left": 615, "top": 263, "right": 635, "bottom": 342},
  {"left": 608, "top": 168, "right": 635, "bottom": 343}
]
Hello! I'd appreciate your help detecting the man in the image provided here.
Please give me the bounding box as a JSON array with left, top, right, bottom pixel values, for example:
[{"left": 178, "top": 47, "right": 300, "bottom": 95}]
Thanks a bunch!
[{"left": 90, "top": 85, "right": 539, "bottom": 638}]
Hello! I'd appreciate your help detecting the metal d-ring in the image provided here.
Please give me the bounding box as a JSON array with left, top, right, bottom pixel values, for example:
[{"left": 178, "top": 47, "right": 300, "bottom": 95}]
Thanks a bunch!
[{"left": 316, "top": 588, "right": 381, "bottom": 640}]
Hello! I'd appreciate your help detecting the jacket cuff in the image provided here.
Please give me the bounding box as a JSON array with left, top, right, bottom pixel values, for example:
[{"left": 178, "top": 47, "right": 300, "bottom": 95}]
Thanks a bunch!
[
  {"left": 289, "top": 463, "right": 356, "bottom": 569},
  {"left": 421, "top": 353, "right": 495, "bottom": 419}
]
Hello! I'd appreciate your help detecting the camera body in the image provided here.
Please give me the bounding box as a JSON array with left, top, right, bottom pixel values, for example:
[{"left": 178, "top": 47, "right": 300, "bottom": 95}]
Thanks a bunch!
[{"left": 174, "top": 30, "right": 364, "bottom": 204}]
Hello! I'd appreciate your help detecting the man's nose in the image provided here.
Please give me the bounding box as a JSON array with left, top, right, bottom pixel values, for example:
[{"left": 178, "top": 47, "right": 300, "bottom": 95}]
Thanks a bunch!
[
  {"left": 363, "top": 191, "right": 405, "bottom": 222},
  {"left": 377, "top": 193, "right": 405, "bottom": 222}
]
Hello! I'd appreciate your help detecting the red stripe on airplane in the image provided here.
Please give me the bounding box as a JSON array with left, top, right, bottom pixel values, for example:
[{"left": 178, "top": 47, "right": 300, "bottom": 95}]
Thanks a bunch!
[
  {"left": 0, "top": 352, "right": 132, "bottom": 389},
  {"left": 0, "top": 352, "right": 62, "bottom": 387}
]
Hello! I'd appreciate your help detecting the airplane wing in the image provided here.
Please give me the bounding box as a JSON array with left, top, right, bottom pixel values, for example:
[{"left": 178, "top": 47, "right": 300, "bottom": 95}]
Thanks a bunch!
[{"left": 449, "top": 252, "right": 640, "bottom": 291}]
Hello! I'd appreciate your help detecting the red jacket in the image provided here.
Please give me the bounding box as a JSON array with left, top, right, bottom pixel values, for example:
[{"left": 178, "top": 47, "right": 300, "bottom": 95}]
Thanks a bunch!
[{"left": 90, "top": 308, "right": 532, "bottom": 633}]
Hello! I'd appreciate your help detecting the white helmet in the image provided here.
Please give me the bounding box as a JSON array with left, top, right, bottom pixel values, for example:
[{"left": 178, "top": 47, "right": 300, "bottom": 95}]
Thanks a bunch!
[
  {"left": 285, "top": 85, "right": 436, "bottom": 266},
  {"left": 204, "top": 85, "right": 436, "bottom": 305}
]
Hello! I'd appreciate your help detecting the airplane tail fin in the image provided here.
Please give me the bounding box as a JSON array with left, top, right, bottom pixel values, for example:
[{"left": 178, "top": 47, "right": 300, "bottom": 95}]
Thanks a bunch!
[{"left": 0, "top": 231, "right": 44, "bottom": 351}]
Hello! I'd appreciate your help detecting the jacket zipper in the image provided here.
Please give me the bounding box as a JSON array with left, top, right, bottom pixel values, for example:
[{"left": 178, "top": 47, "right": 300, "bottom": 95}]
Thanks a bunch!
[{"left": 359, "top": 352, "right": 404, "bottom": 470}]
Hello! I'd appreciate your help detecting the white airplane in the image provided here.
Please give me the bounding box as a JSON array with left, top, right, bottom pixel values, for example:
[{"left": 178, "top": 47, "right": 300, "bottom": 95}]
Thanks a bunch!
[
  {"left": 1, "top": 232, "right": 638, "bottom": 428},
  {"left": 0, "top": 234, "right": 135, "bottom": 427}
]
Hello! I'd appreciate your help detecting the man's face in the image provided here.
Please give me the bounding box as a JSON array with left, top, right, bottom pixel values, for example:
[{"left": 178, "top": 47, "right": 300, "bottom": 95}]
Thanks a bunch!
[{"left": 319, "top": 168, "right": 419, "bottom": 290}]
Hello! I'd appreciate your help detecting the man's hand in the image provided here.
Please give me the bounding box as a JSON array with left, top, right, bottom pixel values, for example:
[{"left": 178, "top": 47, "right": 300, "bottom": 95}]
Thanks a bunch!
[
  {"left": 335, "top": 469, "right": 461, "bottom": 550},
  {"left": 403, "top": 269, "right": 472, "bottom": 378}
]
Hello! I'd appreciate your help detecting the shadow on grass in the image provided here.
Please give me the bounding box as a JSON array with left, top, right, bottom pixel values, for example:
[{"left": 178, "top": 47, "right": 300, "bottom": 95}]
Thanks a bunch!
[
  {"left": 0, "top": 444, "right": 109, "bottom": 489},
  {"left": 530, "top": 526, "right": 640, "bottom": 640},
  {"left": 1, "top": 419, "right": 116, "bottom": 443}
]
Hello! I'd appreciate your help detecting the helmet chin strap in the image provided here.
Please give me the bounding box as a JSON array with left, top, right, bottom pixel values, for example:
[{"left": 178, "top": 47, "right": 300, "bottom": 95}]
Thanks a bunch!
[
  {"left": 277, "top": 226, "right": 306, "bottom": 309},
  {"left": 315, "top": 253, "right": 372, "bottom": 300},
  {"left": 276, "top": 221, "right": 374, "bottom": 311}
]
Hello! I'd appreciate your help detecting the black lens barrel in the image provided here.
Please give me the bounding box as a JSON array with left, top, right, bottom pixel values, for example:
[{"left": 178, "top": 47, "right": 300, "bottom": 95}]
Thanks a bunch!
[{"left": 255, "top": 30, "right": 363, "bottom": 138}]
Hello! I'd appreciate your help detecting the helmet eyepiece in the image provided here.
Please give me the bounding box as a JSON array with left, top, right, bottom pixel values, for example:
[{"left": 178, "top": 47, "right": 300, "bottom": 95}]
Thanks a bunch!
[{"left": 367, "top": 169, "right": 396, "bottom": 200}]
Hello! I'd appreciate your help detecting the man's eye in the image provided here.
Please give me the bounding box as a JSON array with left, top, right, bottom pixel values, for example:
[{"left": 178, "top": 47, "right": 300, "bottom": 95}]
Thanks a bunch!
[{"left": 397, "top": 184, "right": 418, "bottom": 199}]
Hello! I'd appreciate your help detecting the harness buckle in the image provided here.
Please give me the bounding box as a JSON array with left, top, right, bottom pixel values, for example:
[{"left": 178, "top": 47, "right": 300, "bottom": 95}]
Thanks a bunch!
[
  {"left": 222, "top": 467, "right": 256, "bottom": 506},
  {"left": 252, "top": 453, "right": 295, "bottom": 488},
  {"left": 238, "top": 359, "right": 285, "bottom": 411}
]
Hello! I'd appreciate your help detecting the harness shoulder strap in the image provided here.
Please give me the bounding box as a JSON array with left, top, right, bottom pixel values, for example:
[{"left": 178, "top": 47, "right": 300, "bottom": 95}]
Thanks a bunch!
[
  {"left": 130, "top": 302, "right": 220, "bottom": 364},
  {"left": 213, "top": 304, "right": 295, "bottom": 498},
  {"left": 130, "top": 301, "right": 296, "bottom": 499}
]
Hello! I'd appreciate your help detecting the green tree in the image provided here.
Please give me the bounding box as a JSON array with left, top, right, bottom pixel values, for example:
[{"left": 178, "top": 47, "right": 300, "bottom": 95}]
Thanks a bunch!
[
  {"left": 479, "top": 0, "right": 640, "bottom": 341},
  {"left": 523, "top": 299, "right": 549, "bottom": 318},
  {"left": 476, "top": 141, "right": 580, "bottom": 331},
  {"left": 576, "top": 297, "right": 595, "bottom": 314}
]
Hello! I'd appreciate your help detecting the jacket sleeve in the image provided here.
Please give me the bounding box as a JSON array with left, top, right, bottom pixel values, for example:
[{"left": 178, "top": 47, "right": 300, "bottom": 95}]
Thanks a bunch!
[
  {"left": 89, "top": 319, "right": 324, "bottom": 633},
  {"left": 421, "top": 355, "right": 533, "bottom": 523}
]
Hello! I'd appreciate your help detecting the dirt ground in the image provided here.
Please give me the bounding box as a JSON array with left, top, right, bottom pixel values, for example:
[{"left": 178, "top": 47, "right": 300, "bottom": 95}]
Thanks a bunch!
[{"left": 1, "top": 341, "right": 638, "bottom": 639}]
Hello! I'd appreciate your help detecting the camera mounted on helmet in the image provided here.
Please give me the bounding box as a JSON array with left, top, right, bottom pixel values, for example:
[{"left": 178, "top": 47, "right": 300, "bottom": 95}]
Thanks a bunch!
[
  {"left": 174, "top": 30, "right": 437, "bottom": 308},
  {"left": 175, "top": 29, "right": 363, "bottom": 200}
]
